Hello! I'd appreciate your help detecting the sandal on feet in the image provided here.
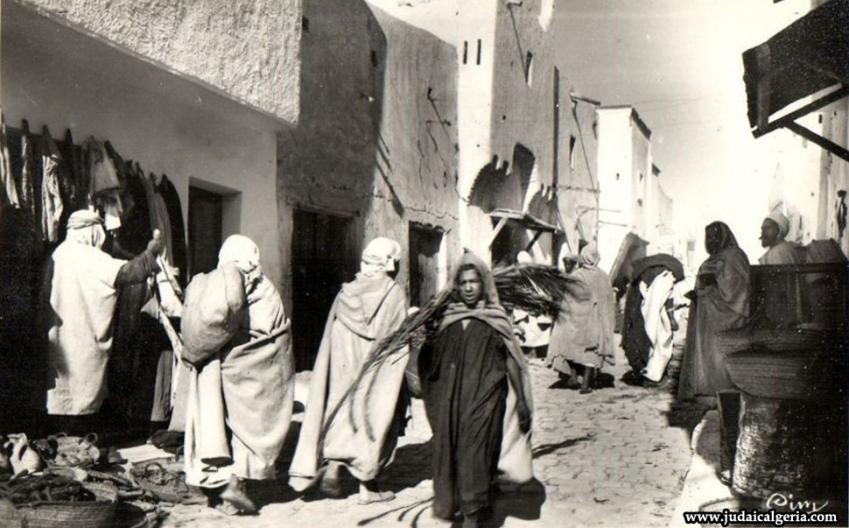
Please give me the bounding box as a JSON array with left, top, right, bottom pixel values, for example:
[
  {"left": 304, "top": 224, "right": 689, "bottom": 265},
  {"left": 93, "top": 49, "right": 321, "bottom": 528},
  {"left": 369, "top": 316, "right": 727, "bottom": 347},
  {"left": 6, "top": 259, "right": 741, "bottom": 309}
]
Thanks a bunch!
[
  {"left": 357, "top": 490, "right": 395, "bottom": 505},
  {"left": 214, "top": 501, "right": 241, "bottom": 516},
  {"left": 219, "top": 476, "right": 257, "bottom": 514}
]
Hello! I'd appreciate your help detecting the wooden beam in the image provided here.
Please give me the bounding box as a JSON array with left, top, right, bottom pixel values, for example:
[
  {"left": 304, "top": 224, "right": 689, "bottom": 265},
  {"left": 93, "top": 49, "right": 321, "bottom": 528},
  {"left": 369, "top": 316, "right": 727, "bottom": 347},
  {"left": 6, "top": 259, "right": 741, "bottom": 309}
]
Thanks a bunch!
[
  {"left": 754, "top": 84, "right": 849, "bottom": 138},
  {"left": 487, "top": 217, "right": 510, "bottom": 249},
  {"left": 525, "top": 230, "right": 544, "bottom": 252},
  {"left": 785, "top": 121, "right": 849, "bottom": 162}
]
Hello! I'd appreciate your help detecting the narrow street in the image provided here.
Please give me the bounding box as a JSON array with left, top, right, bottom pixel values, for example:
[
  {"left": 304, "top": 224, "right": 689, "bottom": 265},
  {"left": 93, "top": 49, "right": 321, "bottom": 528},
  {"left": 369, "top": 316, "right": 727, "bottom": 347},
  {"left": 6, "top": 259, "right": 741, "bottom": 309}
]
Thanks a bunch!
[{"left": 164, "top": 356, "right": 705, "bottom": 527}]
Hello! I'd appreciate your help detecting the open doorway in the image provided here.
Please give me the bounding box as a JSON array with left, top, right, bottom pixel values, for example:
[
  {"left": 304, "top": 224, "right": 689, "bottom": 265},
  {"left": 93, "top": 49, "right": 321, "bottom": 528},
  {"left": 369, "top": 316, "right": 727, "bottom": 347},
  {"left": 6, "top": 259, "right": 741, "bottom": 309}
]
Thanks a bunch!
[
  {"left": 188, "top": 186, "right": 224, "bottom": 278},
  {"left": 409, "top": 223, "right": 443, "bottom": 307},
  {"left": 291, "top": 210, "right": 354, "bottom": 370}
]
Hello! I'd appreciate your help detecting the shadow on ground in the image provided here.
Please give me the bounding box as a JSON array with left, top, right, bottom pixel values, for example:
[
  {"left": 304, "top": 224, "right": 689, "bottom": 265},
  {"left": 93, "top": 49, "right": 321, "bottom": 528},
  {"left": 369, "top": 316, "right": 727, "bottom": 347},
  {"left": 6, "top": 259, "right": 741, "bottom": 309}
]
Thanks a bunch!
[
  {"left": 355, "top": 481, "right": 547, "bottom": 528},
  {"left": 532, "top": 434, "right": 595, "bottom": 458},
  {"left": 663, "top": 399, "right": 710, "bottom": 439},
  {"left": 547, "top": 371, "right": 615, "bottom": 391}
]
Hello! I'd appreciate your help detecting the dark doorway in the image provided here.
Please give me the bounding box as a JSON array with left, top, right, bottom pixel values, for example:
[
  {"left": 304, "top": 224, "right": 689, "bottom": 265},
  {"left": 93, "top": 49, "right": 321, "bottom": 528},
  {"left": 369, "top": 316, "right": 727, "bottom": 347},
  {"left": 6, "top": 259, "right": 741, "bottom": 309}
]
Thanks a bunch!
[
  {"left": 292, "top": 210, "right": 354, "bottom": 371},
  {"left": 409, "top": 223, "right": 443, "bottom": 307},
  {"left": 188, "top": 186, "right": 223, "bottom": 279}
]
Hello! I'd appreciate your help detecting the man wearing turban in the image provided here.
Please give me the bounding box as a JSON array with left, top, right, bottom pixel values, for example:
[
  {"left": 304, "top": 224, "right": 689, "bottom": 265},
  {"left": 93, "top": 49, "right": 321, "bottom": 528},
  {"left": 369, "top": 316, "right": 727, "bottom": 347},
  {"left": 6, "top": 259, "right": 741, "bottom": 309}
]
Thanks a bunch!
[
  {"left": 289, "top": 237, "right": 407, "bottom": 505},
  {"left": 42, "top": 210, "right": 164, "bottom": 433},
  {"left": 759, "top": 211, "right": 802, "bottom": 265}
]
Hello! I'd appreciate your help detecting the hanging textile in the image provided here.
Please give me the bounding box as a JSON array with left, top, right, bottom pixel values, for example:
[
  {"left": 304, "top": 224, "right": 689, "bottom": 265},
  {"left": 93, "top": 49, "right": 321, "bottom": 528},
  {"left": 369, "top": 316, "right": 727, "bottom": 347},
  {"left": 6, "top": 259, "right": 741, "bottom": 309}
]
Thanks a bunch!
[
  {"left": 62, "top": 129, "right": 87, "bottom": 209},
  {"left": 112, "top": 161, "right": 152, "bottom": 257},
  {"left": 19, "top": 120, "right": 41, "bottom": 241},
  {"left": 0, "top": 110, "right": 20, "bottom": 210},
  {"left": 84, "top": 137, "right": 120, "bottom": 195},
  {"left": 143, "top": 172, "right": 173, "bottom": 266},
  {"left": 104, "top": 141, "right": 128, "bottom": 190},
  {"left": 157, "top": 175, "right": 187, "bottom": 285},
  {"left": 40, "top": 127, "right": 64, "bottom": 243}
]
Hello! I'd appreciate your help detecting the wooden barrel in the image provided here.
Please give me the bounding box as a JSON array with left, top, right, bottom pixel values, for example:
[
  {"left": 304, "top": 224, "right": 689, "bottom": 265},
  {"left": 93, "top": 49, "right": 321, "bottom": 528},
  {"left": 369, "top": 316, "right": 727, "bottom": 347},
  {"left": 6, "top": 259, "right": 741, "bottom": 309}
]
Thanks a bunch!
[{"left": 732, "top": 393, "right": 845, "bottom": 499}]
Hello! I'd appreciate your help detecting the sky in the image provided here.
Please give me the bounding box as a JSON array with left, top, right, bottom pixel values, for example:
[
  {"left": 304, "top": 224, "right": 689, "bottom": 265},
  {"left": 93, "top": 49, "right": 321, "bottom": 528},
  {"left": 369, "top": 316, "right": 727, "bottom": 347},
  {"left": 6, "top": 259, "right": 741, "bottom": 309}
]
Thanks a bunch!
[{"left": 553, "top": 0, "right": 816, "bottom": 263}]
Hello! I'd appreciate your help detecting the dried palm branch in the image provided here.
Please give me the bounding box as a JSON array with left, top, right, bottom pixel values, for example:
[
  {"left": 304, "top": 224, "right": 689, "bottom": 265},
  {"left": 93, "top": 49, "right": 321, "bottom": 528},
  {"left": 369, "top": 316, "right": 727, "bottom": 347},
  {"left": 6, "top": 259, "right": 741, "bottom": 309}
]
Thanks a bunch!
[{"left": 321, "top": 287, "right": 453, "bottom": 443}]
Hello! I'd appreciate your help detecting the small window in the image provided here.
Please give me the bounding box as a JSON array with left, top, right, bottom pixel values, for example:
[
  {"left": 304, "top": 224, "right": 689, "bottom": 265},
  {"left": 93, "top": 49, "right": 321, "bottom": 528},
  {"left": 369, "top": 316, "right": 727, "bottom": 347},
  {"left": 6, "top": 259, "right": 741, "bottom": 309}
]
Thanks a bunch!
[
  {"left": 476, "top": 39, "right": 482, "bottom": 65},
  {"left": 370, "top": 50, "right": 378, "bottom": 68},
  {"left": 525, "top": 51, "right": 534, "bottom": 85},
  {"left": 462, "top": 41, "right": 468, "bottom": 64},
  {"left": 639, "top": 172, "right": 644, "bottom": 182},
  {"left": 569, "top": 135, "right": 577, "bottom": 170},
  {"left": 637, "top": 198, "right": 643, "bottom": 207},
  {"left": 818, "top": 114, "right": 823, "bottom": 124},
  {"left": 302, "top": 16, "right": 309, "bottom": 33},
  {"left": 615, "top": 172, "right": 620, "bottom": 181}
]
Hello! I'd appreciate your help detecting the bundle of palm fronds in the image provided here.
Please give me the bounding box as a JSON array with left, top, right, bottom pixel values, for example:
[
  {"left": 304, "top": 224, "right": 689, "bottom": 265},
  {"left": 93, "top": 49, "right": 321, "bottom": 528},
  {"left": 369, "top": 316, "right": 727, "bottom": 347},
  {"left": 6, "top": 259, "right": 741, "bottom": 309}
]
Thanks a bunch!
[
  {"left": 492, "top": 264, "right": 579, "bottom": 316},
  {"left": 320, "top": 264, "right": 578, "bottom": 441}
]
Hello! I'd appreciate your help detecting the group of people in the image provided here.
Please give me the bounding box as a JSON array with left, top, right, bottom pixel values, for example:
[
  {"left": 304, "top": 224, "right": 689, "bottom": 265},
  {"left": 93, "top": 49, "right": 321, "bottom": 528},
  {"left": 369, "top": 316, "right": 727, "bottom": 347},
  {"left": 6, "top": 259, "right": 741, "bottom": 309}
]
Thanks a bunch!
[
  {"left": 42, "top": 210, "right": 534, "bottom": 526},
  {"left": 38, "top": 201, "right": 808, "bottom": 523},
  {"left": 679, "top": 211, "right": 802, "bottom": 403}
]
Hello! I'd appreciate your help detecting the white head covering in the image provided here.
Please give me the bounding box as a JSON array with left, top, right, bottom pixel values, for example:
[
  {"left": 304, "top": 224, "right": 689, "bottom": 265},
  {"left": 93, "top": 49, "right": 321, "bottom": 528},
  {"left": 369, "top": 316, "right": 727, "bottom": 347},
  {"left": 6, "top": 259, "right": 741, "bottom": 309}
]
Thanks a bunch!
[
  {"left": 516, "top": 251, "right": 533, "bottom": 264},
  {"left": 360, "top": 237, "right": 401, "bottom": 274},
  {"left": 65, "top": 209, "right": 106, "bottom": 248},
  {"left": 218, "top": 235, "right": 262, "bottom": 283},
  {"left": 765, "top": 211, "right": 790, "bottom": 240}
]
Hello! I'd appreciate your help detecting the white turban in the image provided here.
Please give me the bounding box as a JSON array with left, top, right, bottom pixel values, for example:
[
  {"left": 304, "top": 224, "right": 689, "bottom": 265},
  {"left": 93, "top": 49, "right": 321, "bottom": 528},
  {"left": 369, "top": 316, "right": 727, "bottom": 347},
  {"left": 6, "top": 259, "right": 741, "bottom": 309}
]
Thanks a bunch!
[
  {"left": 361, "top": 237, "right": 401, "bottom": 273},
  {"left": 65, "top": 209, "right": 106, "bottom": 248},
  {"left": 766, "top": 211, "right": 790, "bottom": 240}
]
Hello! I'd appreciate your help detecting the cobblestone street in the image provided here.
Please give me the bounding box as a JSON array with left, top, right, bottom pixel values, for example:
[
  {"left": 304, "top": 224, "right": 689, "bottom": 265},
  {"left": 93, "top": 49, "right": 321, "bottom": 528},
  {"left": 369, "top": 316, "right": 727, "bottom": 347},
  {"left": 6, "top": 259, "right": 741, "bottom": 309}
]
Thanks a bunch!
[{"left": 164, "top": 355, "right": 706, "bottom": 527}]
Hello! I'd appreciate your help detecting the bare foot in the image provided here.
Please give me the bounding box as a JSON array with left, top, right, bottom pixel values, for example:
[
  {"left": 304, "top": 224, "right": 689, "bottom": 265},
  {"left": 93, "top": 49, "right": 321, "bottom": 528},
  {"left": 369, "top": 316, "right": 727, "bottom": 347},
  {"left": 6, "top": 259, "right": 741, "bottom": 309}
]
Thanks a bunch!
[{"left": 357, "top": 490, "right": 395, "bottom": 504}]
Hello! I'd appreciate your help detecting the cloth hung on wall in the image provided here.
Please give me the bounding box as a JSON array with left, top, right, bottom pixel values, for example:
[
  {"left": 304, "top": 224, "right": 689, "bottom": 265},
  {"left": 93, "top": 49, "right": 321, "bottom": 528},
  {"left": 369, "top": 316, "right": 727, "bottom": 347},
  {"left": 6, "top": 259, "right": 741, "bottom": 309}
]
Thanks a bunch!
[
  {"left": 40, "top": 127, "right": 65, "bottom": 243},
  {"left": 157, "top": 175, "right": 187, "bottom": 286},
  {"left": 19, "top": 120, "right": 41, "bottom": 241},
  {"left": 111, "top": 161, "right": 153, "bottom": 257},
  {"left": 142, "top": 171, "right": 174, "bottom": 266},
  {"left": 62, "top": 129, "right": 87, "bottom": 209},
  {"left": 84, "top": 137, "right": 121, "bottom": 196},
  {"left": 0, "top": 110, "right": 20, "bottom": 210}
]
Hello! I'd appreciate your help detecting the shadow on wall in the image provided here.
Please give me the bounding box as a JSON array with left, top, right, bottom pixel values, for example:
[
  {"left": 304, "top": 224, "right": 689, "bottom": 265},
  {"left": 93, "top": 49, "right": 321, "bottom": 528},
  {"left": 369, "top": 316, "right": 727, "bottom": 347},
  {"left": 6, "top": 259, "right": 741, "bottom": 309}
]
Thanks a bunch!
[{"left": 279, "top": 0, "right": 388, "bottom": 370}]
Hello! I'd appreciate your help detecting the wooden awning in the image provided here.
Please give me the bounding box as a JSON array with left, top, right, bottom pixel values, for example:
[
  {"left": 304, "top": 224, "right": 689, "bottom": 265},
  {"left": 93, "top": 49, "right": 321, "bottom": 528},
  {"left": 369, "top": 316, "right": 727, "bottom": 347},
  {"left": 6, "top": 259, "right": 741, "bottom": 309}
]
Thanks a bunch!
[
  {"left": 742, "top": 0, "right": 849, "bottom": 161},
  {"left": 488, "top": 209, "right": 562, "bottom": 250}
]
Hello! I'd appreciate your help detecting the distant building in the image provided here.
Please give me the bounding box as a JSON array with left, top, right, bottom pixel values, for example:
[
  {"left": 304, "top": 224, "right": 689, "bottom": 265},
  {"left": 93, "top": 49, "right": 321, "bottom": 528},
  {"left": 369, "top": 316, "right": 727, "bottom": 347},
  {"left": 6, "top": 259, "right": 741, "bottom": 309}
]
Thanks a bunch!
[
  {"left": 595, "top": 105, "right": 653, "bottom": 273},
  {"left": 557, "top": 94, "right": 601, "bottom": 262},
  {"left": 368, "top": 0, "right": 597, "bottom": 268}
]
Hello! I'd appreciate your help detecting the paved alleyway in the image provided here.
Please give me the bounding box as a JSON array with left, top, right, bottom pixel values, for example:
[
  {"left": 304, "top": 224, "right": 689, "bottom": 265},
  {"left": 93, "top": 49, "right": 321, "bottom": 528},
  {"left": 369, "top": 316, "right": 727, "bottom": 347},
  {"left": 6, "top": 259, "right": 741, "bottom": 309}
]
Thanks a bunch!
[{"left": 163, "top": 358, "right": 705, "bottom": 528}]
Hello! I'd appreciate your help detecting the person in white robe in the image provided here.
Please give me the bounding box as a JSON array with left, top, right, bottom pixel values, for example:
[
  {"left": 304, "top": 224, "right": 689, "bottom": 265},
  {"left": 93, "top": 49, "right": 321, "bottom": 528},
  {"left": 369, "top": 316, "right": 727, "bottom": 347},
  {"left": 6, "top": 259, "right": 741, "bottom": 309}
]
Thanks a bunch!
[
  {"left": 42, "top": 210, "right": 163, "bottom": 433},
  {"left": 641, "top": 269, "right": 677, "bottom": 383},
  {"left": 289, "top": 237, "right": 407, "bottom": 505}
]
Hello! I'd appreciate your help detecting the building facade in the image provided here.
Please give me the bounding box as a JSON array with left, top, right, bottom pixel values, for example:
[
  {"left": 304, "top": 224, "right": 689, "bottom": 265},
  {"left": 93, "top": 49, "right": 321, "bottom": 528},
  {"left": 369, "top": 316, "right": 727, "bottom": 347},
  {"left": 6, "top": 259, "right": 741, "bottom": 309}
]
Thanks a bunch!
[
  {"left": 366, "top": 0, "right": 601, "bottom": 268},
  {"left": 595, "top": 106, "right": 652, "bottom": 273},
  {"left": 277, "top": 0, "right": 460, "bottom": 368},
  {"left": 2, "top": 0, "right": 301, "bottom": 288}
]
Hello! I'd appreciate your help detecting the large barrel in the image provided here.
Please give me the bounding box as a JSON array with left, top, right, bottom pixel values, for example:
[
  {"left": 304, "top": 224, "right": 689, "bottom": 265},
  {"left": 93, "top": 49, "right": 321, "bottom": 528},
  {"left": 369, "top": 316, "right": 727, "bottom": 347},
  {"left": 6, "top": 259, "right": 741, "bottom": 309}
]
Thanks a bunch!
[{"left": 732, "top": 393, "right": 846, "bottom": 500}]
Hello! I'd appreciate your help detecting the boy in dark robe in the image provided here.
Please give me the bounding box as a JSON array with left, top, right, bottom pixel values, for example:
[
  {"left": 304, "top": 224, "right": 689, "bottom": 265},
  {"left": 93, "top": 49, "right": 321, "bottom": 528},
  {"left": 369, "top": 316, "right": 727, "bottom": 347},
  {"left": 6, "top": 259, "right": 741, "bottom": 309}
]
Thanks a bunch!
[{"left": 420, "top": 251, "right": 533, "bottom": 527}]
